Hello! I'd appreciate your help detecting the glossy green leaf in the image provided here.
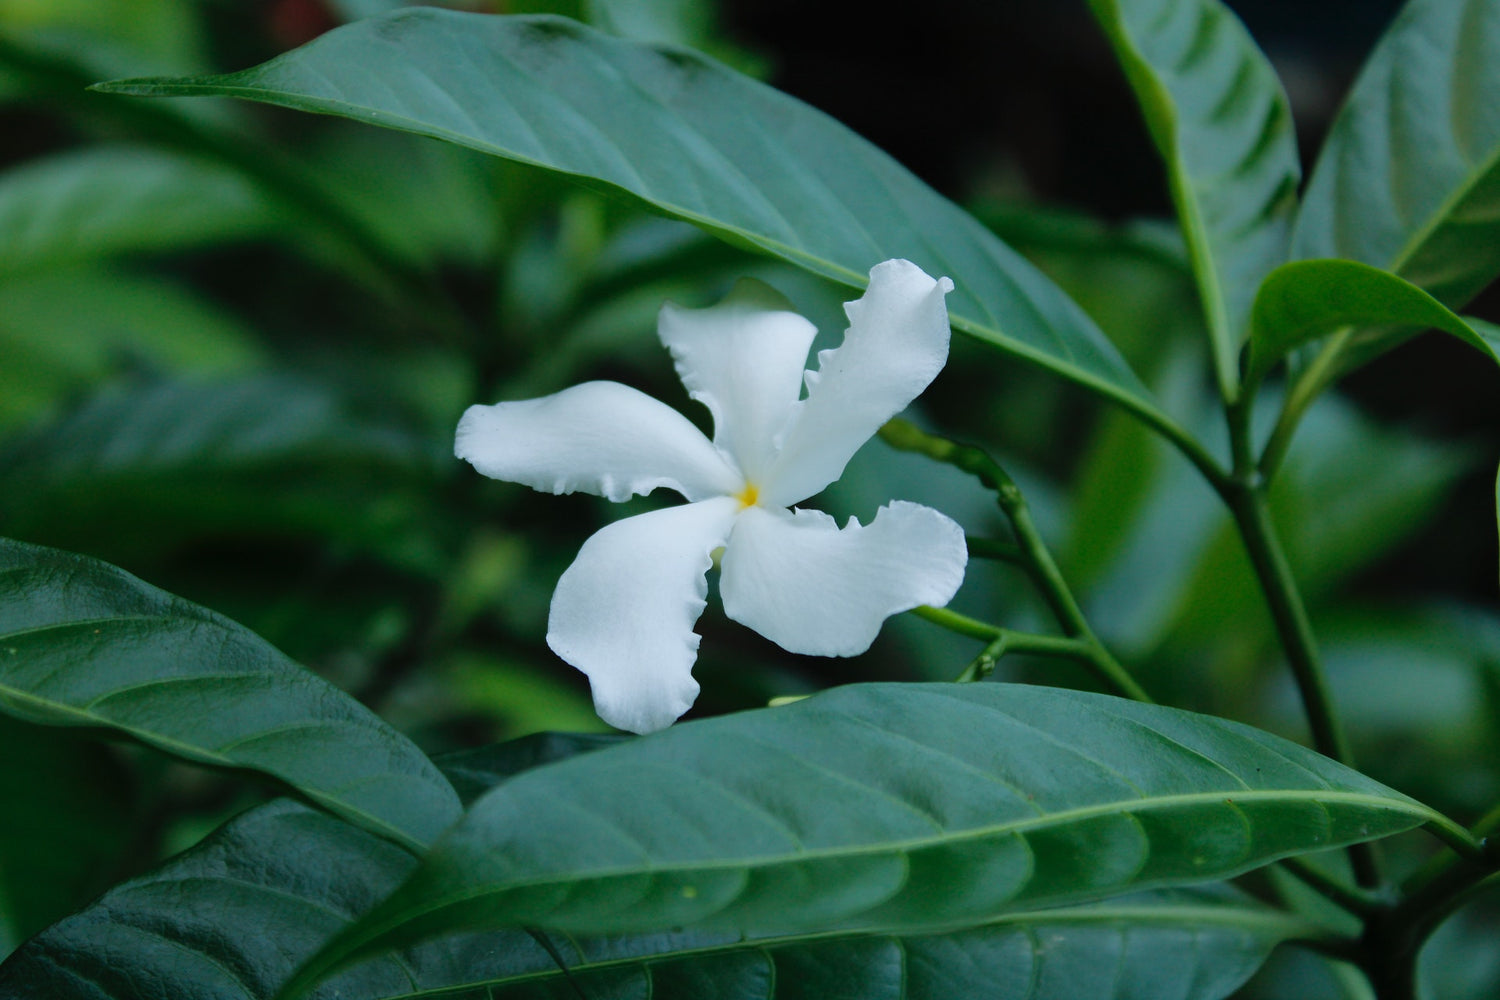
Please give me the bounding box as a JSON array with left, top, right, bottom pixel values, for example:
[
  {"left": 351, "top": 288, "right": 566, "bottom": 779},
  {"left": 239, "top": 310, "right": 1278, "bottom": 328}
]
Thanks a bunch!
[
  {"left": 1087, "top": 0, "right": 1299, "bottom": 393},
  {"left": 1293, "top": 0, "right": 1500, "bottom": 312},
  {"left": 0, "top": 145, "right": 274, "bottom": 274},
  {"left": 93, "top": 10, "right": 1170, "bottom": 428},
  {"left": 1247, "top": 259, "right": 1500, "bottom": 385},
  {"left": 0, "top": 538, "right": 461, "bottom": 851},
  {"left": 0, "top": 374, "right": 442, "bottom": 569},
  {"left": 282, "top": 682, "right": 1445, "bottom": 995},
  {"left": 0, "top": 739, "right": 1312, "bottom": 1000}
]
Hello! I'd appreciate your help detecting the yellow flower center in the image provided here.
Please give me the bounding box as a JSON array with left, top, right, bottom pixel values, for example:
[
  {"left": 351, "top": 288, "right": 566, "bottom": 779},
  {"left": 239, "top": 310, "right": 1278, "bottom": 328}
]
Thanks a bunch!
[{"left": 736, "top": 482, "right": 760, "bottom": 508}]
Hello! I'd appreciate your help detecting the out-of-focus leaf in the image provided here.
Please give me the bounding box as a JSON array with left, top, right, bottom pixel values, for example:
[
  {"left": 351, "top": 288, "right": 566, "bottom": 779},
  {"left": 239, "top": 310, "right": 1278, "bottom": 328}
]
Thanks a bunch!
[
  {"left": 1087, "top": 0, "right": 1299, "bottom": 392},
  {"left": 305, "top": 124, "right": 501, "bottom": 269},
  {"left": 282, "top": 682, "right": 1441, "bottom": 994},
  {"left": 1260, "top": 607, "right": 1500, "bottom": 810},
  {"left": 1291, "top": 0, "right": 1500, "bottom": 376},
  {"left": 1248, "top": 260, "right": 1500, "bottom": 384},
  {"left": 0, "top": 146, "right": 275, "bottom": 274},
  {"left": 0, "top": 739, "right": 1316, "bottom": 1000},
  {"left": 0, "top": 267, "right": 264, "bottom": 429},
  {"left": 979, "top": 206, "right": 1197, "bottom": 379},
  {"left": 0, "top": 375, "right": 444, "bottom": 569},
  {"left": 444, "top": 653, "right": 607, "bottom": 736},
  {"left": 1088, "top": 391, "right": 1472, "bottom": 674},
  {"left": 0, "top": 538, "right": 461, "bottom": 851},
  {"left": 586, "top": 0, "right": 713, "bottom": 47},
  {"left": 1419, "top": 883, "right": 1500, "bottom": 1000},
  {"left": 96, "top": 11, "right": 1180, "bottom": 436},
  {"left": 0, "top": 0, "right": 206, "bottom": 77},
  {"left": 327, "top": 0, "right": 412, "bottom": 21},
  {"left": 1271, "top": 398, "right": 1475, "bottom": 601},
  {"left": 0, "top": 715, "right": 131, "bottom": 959},
  {"left": 1066, "top": 348, "right": 1221, "bottom": 606}
]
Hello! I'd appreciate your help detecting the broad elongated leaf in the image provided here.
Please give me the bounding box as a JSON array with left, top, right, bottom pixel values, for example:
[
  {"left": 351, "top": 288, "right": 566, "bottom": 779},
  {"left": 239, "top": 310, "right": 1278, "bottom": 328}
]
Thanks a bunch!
[
  {"left": 0, "top": 145, "right": 273, "bottom": 274},
  {"left": 1087, "top": 0, "right": 1299, "bottom": 392},
  {"left": 282, "top": 682, "right": 1444, "bottom": 995},
  {"left": 0, "top": 737, "right": 1314, "bottom": 1000},
  {"left": 0, "top": 538, "right": 461, "bottom": 851},
  {"left": 94, "top": 10, "right": 1171, "bottom": 427},
  {"left": 1247, "top": 259, "right": 1500, "bottom": 384},
  {"left": 1292, "top": 0, "right": 1500, "bottom": 341}
]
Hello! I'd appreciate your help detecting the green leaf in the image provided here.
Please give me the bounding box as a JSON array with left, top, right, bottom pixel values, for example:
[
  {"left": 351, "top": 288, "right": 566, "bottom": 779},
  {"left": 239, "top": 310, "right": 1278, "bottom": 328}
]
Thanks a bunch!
[
  {"left": 0, "top": 146, "right": 274, "bottom": 274},
  {"left": 586, "top": 0, "right": 715, "bottom": 47},
  {"left": 1087, "top": 0, "right": 1299, "bottom": 394},
  {"left": 282, "top": 682, "right": 1445, "bottom": 994},
  {"left": 0, "top": 538, "right": 461, "bottom": 851},
  {"left": 1247, "top": 259, "right": 1500, "bottom": 385},
  {"left": 0, "top": 374, "right": 443, "bottom": 569},
  {"left": 0, "top": 742, "right": 1312, "bottom": 1000},
  {"left": 1293, "top": 0, "right": 1500, "bottom": 313},
  {"left": 93, "top": 10, "right": 1171, "bottom": 428},
  {"left": 1118, "top": 391, "right": 1473, "bottom": 668},
  {"left": 0, "top": 0, "right": 208, "bottom": 79},
  {"left": 0, "top": 266, "right": 265, "bottom": 429}
]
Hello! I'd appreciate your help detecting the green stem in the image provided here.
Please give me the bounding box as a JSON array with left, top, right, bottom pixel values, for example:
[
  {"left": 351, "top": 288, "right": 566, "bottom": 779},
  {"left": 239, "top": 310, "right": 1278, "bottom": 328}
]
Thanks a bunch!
[
  {"left": 1279, "top": 856, "right": 1390, "bottom": 917},
  {"left": 1225, "top": 480, "right": 1351, "bottom": 760},
  {"left": 1363, "top": 861, "right": 1499, "bottom": 1000},
  {"left": 966, "top": 535, "right": 1023, "bottom": 563},
  {"left": 1259, "top": 328, "right": 1354, "bottom": 481},
  {"left": 1223, "top": 393, "right": 1378, "bottom": 889},
  {"left": 955, "top": 635, "right": 1008, "bottom": 683},
  {"left": 884, "top": 420, "right": 1152, "bottom": 703},
  {"left": 910, "top": 607, "right": 1101, "bottom": 675}
]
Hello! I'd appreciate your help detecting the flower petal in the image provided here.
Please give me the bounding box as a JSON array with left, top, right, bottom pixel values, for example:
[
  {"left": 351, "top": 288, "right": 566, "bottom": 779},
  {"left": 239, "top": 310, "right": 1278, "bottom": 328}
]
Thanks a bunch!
[
  {"left": 762, "top": 260, "right": 953, "bottom": 507},
  {"left": 658, "top": 279, "right": 817, "bottom": 483},
  {"left": 720, "top": 500, "right": 967, "bottom": 656},
  {"left": 548, "top": 496, "right": 742, "bottom": 734},
  {"left": 456, "top": 381, "right": 742, "bottom": 503}
]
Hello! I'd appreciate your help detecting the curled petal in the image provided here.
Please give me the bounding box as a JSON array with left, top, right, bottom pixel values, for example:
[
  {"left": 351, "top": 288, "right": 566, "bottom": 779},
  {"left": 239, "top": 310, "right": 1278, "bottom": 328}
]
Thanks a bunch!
[
  {"left": 456, "top": 381, "right": 741, "bottom": 503},
  {"left": 658, "top": 279, "right": 817, "bottom": 483},
  {"left": 548, "top": 497, "right": 742, "bottom": 734},
  {"left": 719, "top": 500, "right": 967, "bottom": 657},
  {"left": 763, "top": 260, "right": 953, "bottom": 507}
]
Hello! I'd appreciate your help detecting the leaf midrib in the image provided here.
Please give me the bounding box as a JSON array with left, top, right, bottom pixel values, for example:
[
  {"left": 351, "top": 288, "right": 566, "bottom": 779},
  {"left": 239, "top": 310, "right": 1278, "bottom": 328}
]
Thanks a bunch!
[
  {"left": 1389, "top": 141, "right": 1500, "bottom": 277},
  {"left": 369, "top": 900, "right": 1322, "bottom": 999},
  {"left": 0, "top": 679, "right": 425, "bottom": 853},
  {"left": 437, "top": 786, "right": 1427, "bottom": 895}
]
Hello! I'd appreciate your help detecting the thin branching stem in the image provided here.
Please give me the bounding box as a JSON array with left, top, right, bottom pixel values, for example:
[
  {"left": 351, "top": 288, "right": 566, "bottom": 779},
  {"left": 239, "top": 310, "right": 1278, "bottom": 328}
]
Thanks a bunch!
[
  {"left": 885, "top": 420, "right": 1152, "bottom": 703},
  {"left": 1258, "top": 327, "right": 1355, "bottom": 481},
  {"left": 966, "top": 535, "right": 1024, "bottom": 563}
]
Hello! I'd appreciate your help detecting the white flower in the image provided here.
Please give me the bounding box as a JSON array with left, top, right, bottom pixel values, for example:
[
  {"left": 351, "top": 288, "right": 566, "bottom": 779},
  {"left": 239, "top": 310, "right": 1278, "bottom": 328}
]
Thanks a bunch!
[{"left": 455, "top": 259, "right": 968, "bottom": 734}]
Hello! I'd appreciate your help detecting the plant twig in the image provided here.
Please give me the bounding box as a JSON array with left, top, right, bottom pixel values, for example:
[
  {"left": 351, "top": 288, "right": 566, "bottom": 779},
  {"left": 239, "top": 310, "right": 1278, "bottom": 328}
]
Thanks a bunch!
[
  {"left": 1224, "top": 393, "right": 1378, "bottom": 890},
  {"left": 884, "top": 420, "right": 1152, "bottom": 703}
]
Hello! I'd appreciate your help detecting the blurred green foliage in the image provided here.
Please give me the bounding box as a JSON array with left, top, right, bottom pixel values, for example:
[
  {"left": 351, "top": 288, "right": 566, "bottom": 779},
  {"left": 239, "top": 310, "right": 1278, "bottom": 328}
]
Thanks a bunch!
[{"left": 0, "top": 2, "right": 1495, "bottom": 996}]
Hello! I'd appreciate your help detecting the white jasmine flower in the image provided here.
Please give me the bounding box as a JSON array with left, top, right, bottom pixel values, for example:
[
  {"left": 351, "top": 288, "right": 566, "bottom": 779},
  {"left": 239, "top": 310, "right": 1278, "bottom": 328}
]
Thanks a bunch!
[{"left": 456, "top": 259, "right": 968, "bottom": 734}]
